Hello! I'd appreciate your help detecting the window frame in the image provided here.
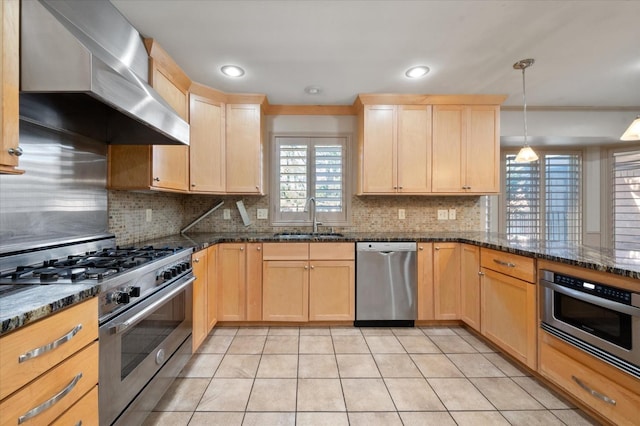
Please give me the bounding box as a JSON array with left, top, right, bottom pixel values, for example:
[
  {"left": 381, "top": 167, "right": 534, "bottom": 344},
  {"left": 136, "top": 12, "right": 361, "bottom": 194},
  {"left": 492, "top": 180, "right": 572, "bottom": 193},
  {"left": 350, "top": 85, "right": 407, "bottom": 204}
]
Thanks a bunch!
[
  {"left": 607, "top": 145, "right": 640, "bottom": 251},
  {"left": 497, "top": 148, "right": 584, "bottom": 243},
  {"left": 270, "top": 133, "right": 351, "bottom": 227}
]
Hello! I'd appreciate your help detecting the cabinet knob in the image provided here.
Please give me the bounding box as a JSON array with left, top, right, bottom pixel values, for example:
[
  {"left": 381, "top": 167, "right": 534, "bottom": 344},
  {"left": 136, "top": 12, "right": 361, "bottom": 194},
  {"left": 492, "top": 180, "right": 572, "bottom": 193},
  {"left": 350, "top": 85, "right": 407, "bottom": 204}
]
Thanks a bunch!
[
  {"left": 478, "top": 271, "right": 485, "bottom": 276},
  {"left": 304, "top": 265, "right": 309, "bottom": 270},
  {"left": 310, "top": 265, "right": 315, "bottom": 269},
  {"left": 8, "top": 147, "right": 23, "bottom": 157},
  {"left": 418, "top": 246, "right": 424, "bottom": 251},
  {"left": 435, "top": 247, "right": 440, "bottom": 251},
  {"left": 153, "top": 177, "right": 160, "bottom": 182},
  {"left": 240, "top": 247, "right": 244, "bottom": 251},
  {"left": 257, "top": 246, "right": 261, "bottom": 251},
  {"left": 191, "top": 184, "right": 196, "bottom": 187},
  {"left": 398, "top": 186, "right": 403, "bottom": 189},
  {"left": 193, "top": 258, "right": 200, "bottom": 263}
]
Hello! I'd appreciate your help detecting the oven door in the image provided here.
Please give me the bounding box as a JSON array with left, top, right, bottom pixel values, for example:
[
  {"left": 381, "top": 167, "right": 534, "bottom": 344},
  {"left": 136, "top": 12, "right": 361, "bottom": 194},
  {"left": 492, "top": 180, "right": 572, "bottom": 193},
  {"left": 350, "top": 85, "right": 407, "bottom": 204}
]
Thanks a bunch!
[
  {"left": 99, "top": 274, "right": 194, "bottom": 426},
  {"left": 540, "top": 278, "right": 640, "bottom": 368}
]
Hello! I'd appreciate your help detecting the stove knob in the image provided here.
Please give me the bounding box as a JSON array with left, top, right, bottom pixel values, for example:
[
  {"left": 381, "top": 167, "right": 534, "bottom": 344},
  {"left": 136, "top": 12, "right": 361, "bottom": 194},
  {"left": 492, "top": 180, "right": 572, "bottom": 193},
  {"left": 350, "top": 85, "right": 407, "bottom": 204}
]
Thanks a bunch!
[
  {"left": 171, "top": 267, "right": 179, "bottom": 277},
  {"left": 117, "top": 292, "right": 130, "bottom": 304},
  {"left": 180, "top": 262, "right": 188, "bottom": 272},
  {"left": 164, "top": 270, "right": 173, "bottom": 280},
  {"left": 129, "top": 286, "right": 141, "bottom": 297}
]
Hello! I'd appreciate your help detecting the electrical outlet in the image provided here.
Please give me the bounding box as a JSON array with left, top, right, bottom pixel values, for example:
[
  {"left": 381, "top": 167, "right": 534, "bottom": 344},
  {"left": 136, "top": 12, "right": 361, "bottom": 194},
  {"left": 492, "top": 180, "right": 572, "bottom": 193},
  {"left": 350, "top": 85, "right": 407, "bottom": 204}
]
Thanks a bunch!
[
  {"left": 223, "top": 209, "right": 231, "bottom": 220},
  {"left": 257, "top": 209, "right": 268, "bottom": 220},
  {"left": 437, "top": 209, "right": 448, "bottom": 220},
  {"left": 448, "top": 208, "right": 456, "bottom": 220},
  {"left": 398, "top": 209, "right": 406, "bottom": 220},
  {"left": 145, "top": 209, "right": 152, "bottom": 222}
]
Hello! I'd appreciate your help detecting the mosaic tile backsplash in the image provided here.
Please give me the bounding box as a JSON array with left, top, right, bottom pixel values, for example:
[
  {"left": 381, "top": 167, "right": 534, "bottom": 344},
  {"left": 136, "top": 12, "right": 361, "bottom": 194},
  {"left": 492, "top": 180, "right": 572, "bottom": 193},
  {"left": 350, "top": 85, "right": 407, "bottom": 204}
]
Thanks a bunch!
[{"left": 110, "top": 191, "right": 482, "bottom": 245}]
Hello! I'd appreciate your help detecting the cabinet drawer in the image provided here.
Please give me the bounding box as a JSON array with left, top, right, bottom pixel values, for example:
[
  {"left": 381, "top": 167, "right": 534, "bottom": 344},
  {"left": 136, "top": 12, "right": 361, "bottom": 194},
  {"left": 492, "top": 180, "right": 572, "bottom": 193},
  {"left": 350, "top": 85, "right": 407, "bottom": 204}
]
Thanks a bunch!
[
  {"left": 539, "top": 332, "right": 639, "bottom": 426},
  {"left": 480, "top": 248, "right": 535, "bottom": 283},
  {"left": 51, "top": 385, "right": 98, "bottom": 426},
  {"left": 0, "top": 298, "right": 98, "bottom": 400},
  {"left": 309, "top": 243, "right": 354, "bottom": 260},
  {"left": 0, "top": 342, "right": 98, "bottom": 426},
  {"left": 263, "top": 243, "right": 308, "bottom": 260}
]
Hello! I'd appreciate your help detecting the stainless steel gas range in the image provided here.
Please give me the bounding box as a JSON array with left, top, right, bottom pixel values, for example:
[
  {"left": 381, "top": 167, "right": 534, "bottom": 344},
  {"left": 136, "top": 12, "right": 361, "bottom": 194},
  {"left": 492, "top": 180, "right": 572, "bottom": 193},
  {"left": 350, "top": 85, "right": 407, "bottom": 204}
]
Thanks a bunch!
[{"left": 0, "top": 234, "right": 195, "bottom": 425}]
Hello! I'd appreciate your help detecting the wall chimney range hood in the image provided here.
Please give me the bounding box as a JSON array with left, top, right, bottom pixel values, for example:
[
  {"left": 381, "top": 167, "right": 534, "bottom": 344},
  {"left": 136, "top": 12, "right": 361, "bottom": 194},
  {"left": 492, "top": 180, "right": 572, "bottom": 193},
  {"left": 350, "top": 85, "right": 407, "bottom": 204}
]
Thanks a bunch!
[{"left": 20, "top": 0, "right": 189, "bottom": 146}]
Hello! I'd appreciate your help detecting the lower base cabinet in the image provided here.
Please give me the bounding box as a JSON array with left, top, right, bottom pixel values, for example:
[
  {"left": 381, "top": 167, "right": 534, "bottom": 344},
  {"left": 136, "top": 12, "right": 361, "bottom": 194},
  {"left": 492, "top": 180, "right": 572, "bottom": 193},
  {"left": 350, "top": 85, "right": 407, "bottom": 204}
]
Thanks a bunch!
[
  {"left": 262, "top": 260, "right": 309, "bottom": 321},
  {"left": 192, "top": 248, "right": 208, "bottom": 352},
  {"left": 460, "top": 244, "right": 481, "bottom": 331},
  {"left": 539, "top": 330, "right": 640, "bottom": 426},
  {"left": 309, "top": 260, "right": 355, "bottom": 321}
]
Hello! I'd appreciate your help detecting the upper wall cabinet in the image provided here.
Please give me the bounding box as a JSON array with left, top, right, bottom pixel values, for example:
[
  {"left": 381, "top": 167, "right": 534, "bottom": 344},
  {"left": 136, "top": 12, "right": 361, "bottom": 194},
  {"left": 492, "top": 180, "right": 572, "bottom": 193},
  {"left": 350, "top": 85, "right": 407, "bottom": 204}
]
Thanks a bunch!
[
  {"left": 225, "top": 100, "right": 265, "bottom": 194},
  {"left": 358, "top": 104, "right": 432, "bottom": 194},
  {"left": 108, "top": 39, "right": 191, "bottom": 192},
  {"left": 432, "top": 105, "right": 500, "bottom": 194},
  {"left": 189, "top": 83, "right": 226, "bottom": 193},
  {"left": 0, "top": 0, "right": 23, "bottom": 175}
]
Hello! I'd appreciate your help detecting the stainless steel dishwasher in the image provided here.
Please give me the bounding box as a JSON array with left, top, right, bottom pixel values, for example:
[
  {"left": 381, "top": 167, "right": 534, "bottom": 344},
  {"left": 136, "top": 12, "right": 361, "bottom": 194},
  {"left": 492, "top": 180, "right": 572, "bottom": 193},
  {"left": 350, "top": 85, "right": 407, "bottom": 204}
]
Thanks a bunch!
[{"left": 355, "top": 242, "right": 417, "bottom": 327}]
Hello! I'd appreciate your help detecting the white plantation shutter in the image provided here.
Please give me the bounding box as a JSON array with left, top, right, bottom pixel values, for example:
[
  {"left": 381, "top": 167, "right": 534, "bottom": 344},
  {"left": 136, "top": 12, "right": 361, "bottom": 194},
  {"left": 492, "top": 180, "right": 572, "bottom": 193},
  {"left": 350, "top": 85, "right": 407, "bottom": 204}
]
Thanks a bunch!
[
  {"left": 503, "top": 152, "right": 581, "bottom": 243},
  {"left": 274, "top": 136, "right": 348, "bottom": 225},
  {"left": 612, "top": 149, "right": 640, "bottom": 250}
]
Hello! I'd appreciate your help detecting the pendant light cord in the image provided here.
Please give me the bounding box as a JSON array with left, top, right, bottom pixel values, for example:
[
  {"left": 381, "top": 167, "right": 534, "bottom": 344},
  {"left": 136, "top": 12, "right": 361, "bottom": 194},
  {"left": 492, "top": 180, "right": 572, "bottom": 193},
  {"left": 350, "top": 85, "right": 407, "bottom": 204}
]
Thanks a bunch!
[{"left": 521, "top": 67, "right": 529, "bottom": 146}]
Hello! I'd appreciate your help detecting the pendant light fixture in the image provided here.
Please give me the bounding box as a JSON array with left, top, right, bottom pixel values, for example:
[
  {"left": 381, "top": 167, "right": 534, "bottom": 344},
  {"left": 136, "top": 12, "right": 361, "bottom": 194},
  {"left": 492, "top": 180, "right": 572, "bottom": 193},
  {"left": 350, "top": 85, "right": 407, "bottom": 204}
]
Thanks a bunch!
[
  {"left": 620, "top": 115, "right": 640, "bottom": 141},
  {"left": 513, "top": 58, "right": 538, "bottom": 163}
]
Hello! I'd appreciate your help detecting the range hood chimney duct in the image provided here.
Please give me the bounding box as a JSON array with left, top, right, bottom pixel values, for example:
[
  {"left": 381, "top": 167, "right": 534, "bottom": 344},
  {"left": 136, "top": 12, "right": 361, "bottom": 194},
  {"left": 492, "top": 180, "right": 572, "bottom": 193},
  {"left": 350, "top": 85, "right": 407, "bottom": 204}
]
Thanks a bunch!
[{"left": 20, "top": 0, "right": 189, "bottom": 146}]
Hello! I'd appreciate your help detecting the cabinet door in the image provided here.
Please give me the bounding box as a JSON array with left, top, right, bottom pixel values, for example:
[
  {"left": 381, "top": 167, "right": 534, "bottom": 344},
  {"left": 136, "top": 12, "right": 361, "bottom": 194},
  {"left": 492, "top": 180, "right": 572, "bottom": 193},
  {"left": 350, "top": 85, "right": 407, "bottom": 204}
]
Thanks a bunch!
[
  {"left": 309, "top": 260, "right": 355, "bottom": 321},
  {"left": 460, "top": 244, "right": 481, "bottom": 331},
  {"left": 397, "top": 105, "right": 431, "bottom": 193},
  {"left": 433, "top": 243, "right": 460, "bottom": 320},
  {"left": 189, "top": 94, "right": 225, "bottom": 193},
  {"left": 432, "top": 105, "right": 464, "bottom": 193},
  {"left": 206, "top": 245, "right": 218, "bottom": 332},
  {"left": 217, "top": 244, "right": 247, "bottom": 321},
  {"left": 360, "top": 105, "right": 396, "bottom": 193},
  {"left": 262, "top": 261, "right": 309, "bottom": 322},
  {"left": 0, "top": 0, "right": 22, "bottom": 175},
  {"left": 226, "top": 104, "right": 263, "bottom": 193},
  {"left": 192, "top": 249, "right": 208, "bottom": 352},
  {"left": 481, "top": 268, "right": 537, "bottom": 369},
  {"left": 246, "top": 243, "right": 263, "bottom": 321},
  {"left": 417, "top": 243, "right": 434, "bottom": 320},
  {"left": 464, "top": 106, "right": 499, "bottom": 193}
]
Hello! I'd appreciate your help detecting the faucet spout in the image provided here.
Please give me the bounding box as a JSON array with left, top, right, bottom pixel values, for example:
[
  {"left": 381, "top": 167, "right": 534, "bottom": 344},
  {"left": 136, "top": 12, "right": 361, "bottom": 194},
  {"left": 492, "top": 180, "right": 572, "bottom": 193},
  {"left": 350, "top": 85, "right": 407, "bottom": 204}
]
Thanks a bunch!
[{"left": 304, "top": 197, "right": 321, "bottom": 233}]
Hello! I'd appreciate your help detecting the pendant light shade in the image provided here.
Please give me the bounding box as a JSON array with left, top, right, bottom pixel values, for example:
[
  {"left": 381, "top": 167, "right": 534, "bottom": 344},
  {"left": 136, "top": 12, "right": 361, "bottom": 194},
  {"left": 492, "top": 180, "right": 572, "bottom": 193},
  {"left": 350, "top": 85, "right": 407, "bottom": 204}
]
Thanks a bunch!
[
  {"left": 620, "top": 116, "right": 640, "bottom": 141},
  {"left": 513, "top": 59, "right": 538, "bottom": 163}
]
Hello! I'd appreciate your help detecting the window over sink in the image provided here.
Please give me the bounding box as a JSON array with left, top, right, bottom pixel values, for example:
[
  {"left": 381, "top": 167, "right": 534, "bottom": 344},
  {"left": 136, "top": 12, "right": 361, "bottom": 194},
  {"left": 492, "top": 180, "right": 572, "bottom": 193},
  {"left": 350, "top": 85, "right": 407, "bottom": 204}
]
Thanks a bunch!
[{"left": 271, "top": 135, "right": 350, "bottom": 227}]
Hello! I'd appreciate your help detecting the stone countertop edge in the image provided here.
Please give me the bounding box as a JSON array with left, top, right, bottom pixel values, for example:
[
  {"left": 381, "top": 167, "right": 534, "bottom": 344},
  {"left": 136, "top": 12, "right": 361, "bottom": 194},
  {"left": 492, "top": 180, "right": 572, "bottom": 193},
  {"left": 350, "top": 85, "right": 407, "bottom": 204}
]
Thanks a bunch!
[
  {"left": 0, "top": 284, "right": 99, "bottom": 336},
  {"left": 144, "top": 232, "right": 640, "bottom": 280}
]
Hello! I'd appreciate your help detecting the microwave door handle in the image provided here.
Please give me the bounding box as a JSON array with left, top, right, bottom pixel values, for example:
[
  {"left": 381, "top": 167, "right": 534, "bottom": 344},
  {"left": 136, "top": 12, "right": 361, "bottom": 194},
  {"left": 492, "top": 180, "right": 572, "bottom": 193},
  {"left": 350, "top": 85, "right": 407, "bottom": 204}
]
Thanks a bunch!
[
  {"left": 540, "top": 279, "right": 640, "bottom": 317},
  {"left": 110, "top": 276, "right": 196, "bottom": 335}
]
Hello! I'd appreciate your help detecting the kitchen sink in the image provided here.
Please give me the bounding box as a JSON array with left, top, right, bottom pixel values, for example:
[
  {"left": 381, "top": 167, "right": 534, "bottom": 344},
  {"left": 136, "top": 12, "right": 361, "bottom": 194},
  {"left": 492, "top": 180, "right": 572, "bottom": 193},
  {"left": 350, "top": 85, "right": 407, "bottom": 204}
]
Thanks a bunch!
[{"left": 273, "top": 232, "right": 345, "bottom": 240}]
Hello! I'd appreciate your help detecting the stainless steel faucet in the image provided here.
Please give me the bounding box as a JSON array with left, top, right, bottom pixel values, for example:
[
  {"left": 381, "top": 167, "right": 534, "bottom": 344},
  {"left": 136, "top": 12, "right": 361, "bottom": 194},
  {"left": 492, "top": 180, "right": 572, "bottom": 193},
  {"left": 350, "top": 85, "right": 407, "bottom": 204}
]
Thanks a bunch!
[{"left": 304, "top": 196, "right": 322, "bottom": 233}]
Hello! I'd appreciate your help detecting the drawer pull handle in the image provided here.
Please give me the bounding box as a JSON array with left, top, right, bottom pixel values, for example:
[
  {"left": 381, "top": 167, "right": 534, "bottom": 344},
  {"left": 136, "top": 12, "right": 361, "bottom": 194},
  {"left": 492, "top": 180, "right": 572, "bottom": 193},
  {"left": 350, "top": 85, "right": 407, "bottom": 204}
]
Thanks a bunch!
[
  {"left": 572, "top": 375, "right": 616, "bottom": 406},
  {"left": 493, "top": 259, "right": 516, "bottom": 268},
  {"left": 18, "top": 372, "right": 83, "bottom": 424},
  {"left": 19, "top": 324, "right": 83, "bottom": 363}
]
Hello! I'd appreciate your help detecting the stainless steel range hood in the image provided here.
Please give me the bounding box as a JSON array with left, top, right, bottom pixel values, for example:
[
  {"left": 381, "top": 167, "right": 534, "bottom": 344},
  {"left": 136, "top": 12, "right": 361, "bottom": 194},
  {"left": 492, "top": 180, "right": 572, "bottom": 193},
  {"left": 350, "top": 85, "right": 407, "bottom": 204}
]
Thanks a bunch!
[{"left": 20, "top": 0, "right": 189, "bottom": 146}]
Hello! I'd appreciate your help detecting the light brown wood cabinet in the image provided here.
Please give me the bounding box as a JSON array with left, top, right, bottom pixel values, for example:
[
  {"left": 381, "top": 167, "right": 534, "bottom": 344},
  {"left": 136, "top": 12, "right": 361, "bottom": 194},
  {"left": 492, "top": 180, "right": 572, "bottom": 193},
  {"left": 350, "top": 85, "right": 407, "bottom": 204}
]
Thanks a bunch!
[
  {"left": 189, "top": 83, "right": 226, "bottom": 193},
  {"left": 480, "top": 248, "right": 537, "bottom": 369},
  {"left": 192, "top": 249, "right": 208, "bottom": 352},
  {"left": 433, "top": 243, "right": 461, "bottom": 320},
  {"left": 108, "top": 39, "right": 191, "bottom": 192},
  {"left": 226, "top": 103, "right": 264, "bottom": 194},
  {"left": 358, "top": 104, "right": 432, "bottom": 194},
  {"left": 206, "top": 244, "right": 218, "bottom": 331},
  {"left": 0, "top": 298, "right": 99, "bottom": 426},
  {"left": 0, "top": 0, "right": 23, "bottom": 175},
  {"left": 460, "top": 244, "right": 481, "bottom": 331},
  {"left": 417, "top": 243, "right": 434, "bottom": 320},
  {"left": 432, "top": 105, "right": 499, "bottom": 194},
  {"left": 262, "top": 243, "right": 354, "bottom": 322},
  {"left": 217, "top": 243, "right": 263, "bottom": 321}
]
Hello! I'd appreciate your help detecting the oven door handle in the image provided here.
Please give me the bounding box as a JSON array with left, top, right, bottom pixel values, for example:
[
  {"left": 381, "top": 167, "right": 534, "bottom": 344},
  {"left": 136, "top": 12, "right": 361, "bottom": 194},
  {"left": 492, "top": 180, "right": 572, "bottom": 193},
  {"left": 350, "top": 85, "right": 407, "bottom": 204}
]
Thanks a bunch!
[
  {"left": 110, "top": 276, "right": 195, "bottom": 335},
  {"left": 540, "top": 279, "right": 640, "bottom": 316}
]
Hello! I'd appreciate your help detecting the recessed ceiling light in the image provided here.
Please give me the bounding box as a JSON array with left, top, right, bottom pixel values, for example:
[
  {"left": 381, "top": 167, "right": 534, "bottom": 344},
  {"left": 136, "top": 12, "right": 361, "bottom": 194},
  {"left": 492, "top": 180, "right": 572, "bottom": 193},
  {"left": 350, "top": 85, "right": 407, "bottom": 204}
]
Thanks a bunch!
[
  {"left": 221, "top": 65, "right": 245, "bottom": 77},
  {"left": 405, "top": 66, "right": 430, "bottom": 79},
  {"left": 305, "top": 86, "right": 322, "bottom": 95}
]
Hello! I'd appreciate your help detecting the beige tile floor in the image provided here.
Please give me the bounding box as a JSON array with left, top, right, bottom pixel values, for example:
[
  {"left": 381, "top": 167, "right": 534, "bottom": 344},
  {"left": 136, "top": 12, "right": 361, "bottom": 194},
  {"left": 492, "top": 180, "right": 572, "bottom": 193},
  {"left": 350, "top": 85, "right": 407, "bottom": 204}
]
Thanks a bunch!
[{"left": 144, "top": 326, "right": 599, "bottom": 426}]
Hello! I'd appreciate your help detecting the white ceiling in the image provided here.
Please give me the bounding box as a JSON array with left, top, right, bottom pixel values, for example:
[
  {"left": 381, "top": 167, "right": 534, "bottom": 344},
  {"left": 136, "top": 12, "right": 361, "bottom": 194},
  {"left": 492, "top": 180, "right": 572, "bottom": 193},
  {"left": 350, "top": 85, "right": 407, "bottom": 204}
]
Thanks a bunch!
[{"left": 111, "top": 0, "right": 640, "bottom": 109}]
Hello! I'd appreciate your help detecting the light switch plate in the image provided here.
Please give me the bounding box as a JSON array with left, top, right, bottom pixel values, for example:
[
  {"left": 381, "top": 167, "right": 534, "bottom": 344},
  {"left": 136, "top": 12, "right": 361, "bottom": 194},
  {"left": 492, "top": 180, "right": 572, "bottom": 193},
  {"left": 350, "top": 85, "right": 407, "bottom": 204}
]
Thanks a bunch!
[
  {"left": 448, "top": 208, "right": 456, "bottom": 220},
  {"left": 437, "top": 209, "right": 448, "bottom": 220},
  {"left": 223, "top": 209, "right": 231, "bottom": 220},
  {"left": 257, "top": 209, "right": 268, "bottom": 220},
  {"left": 398, "top": 209, "right": 406, "bottom": 220}
]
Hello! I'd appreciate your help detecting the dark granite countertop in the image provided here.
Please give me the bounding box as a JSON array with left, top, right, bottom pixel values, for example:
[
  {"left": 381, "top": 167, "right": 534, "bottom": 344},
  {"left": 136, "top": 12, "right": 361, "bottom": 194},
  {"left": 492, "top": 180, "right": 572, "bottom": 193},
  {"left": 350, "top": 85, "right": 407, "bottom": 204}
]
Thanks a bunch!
[
  {"left": 141, "top": 231, "right": 640, "bottom": 280},
  {"left": 0, "top": 284, "right": 99, "bottom": 336}
]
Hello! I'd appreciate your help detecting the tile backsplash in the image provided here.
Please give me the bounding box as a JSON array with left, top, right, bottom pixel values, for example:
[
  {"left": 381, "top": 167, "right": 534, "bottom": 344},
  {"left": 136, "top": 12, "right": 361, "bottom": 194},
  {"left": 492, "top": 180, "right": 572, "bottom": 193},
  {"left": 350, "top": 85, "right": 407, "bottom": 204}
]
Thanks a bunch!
[{"left": 109, "top": 191, "right": 482, "bottom": 245}]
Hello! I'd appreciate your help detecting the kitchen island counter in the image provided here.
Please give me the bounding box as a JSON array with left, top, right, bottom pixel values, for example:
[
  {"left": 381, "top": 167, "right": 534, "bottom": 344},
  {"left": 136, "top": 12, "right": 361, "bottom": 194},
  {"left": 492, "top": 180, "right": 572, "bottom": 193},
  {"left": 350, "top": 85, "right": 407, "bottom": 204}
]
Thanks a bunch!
[
  {"left": 140, "top": 231, "right": 640, "bottom": 280},
  {"left": 0, "top": 284, "right": 99, "bottom": 335}
]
